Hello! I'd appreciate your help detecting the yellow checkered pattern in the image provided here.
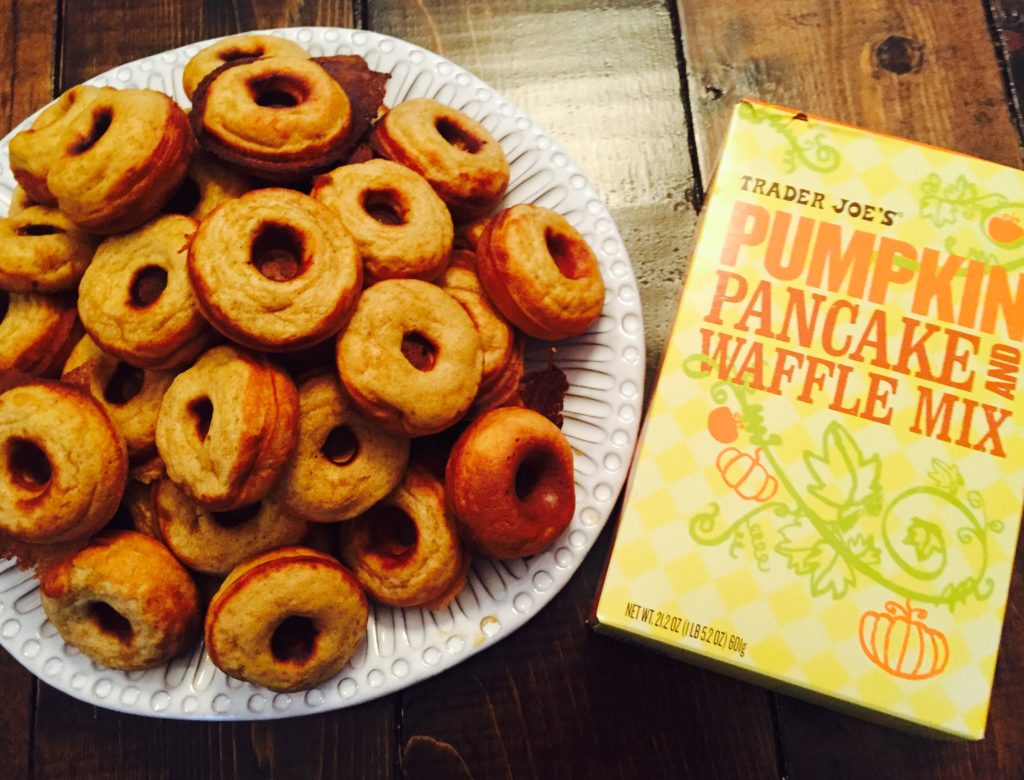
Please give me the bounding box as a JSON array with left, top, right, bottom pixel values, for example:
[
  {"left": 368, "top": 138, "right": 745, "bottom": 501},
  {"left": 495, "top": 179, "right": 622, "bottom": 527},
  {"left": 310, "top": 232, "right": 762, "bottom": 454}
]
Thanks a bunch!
[{"left": 596, "top": 101, "right": 1024, "bottom": 739}]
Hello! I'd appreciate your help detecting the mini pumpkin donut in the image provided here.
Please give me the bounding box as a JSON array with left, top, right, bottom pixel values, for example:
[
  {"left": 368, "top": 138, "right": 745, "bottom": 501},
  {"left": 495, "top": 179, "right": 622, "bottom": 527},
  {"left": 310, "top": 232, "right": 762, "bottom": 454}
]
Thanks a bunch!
[
  {"left": 476, "top": 205, "right": 605, "bottom": 340},
  {"left": 205, "top": 547, "right": 368, "bottom": 692},
  {"left": 9, "top": 85, "right": 109, "bottom": 205},
  {"left": 155, "top": 345, "right": 299, "bottom": 511},
  {"left": 7, "top": 186, "right": 37, "bottom": 217},
  {"left": 47, "top": 89, "right": 193, "bottom": 234},
  {"left": 61, "top": 335, "right": 175, "bottom": 461},
  {"left": 312, "top": 159, "right": 453, "bottom": 283},
  {"left": 189, "top": 188, "right": 362, "bottom": 351},
  {"left": 191, "top": 57, "right": 350, "bottom": 180},
  {"left": 163, "top": 151, "right": 256, "bottom": 222},
  {"left": 336, "top": 279, "right": 483, "bottom": 437},
  {"left": 77, "top": 214, "right": 211, "bottom": 370},
  {"left": 152, "top": 479, "right": 307, "bottom": 575},
  {"left": 370, "top": 98, "right": 509, "bottom": 218},
  {"left": 446, "top": 407, "right": 574, "bottom": 558},
  {"left": 339, "top": 464, "right": 467, "bottom": 609},
  {"left": 468, "top": 334, "right": 525, "bottom": 416},
  {"left": 0, "top": 290, "right": 80, "bottom": 377},
  {"left": 0, "top": 205, "right": 97, "bottom": 293},
  {"left": 439, "top": 250, "right": 518, "bottom": 396},
  {"left": 454, "top": 215, "right": 492, "bottom": 250},
  {"left": 0, "top": 382, "right": 127, "bottom": 544},
  {"left": 182, "top": 33, "right": 310, "bottom": 100},
  {"left": 274, "top": 371, "right": 409, "bottom": 523},
  {"left": 38, "top": 530, "right": 199, "bottom": 670}
]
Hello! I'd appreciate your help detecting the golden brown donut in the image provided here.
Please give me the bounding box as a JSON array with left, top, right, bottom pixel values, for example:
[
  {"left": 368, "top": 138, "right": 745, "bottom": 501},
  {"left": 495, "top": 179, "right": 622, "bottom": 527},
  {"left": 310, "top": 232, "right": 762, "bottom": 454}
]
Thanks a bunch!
[
  {"left": 370, "top": 98, "right": 509, "bottom": 218},
  {"left": 339, "top": 464, "right": 467, "bottom": 609},
  {"left": 47, "top": 89, "right": 193, "bottom": 234},
  {"left": 191, "top": 57, "right": 350, "bottom": 179},
  {"left": 336, "top": 279, "right": 483, "bottom": 437},
  {"left": 453, "top": 215, "right": 492, "bottom": 250},
  {"left": 0, "top": 382, "right": 127, "bottom": 544},
  {"left": 188, "top": 188, "right": 362, "bottom": 352},
  {"left": 7, "top": 186, "right": 37, "bottom": 217},
  {"left": 439, "top": 250, "right": 519, "bottom": 399},
  {"left": 476, "top": 205, "right": 605, "bottom": 340},
  {"left": 312, "top": 159, "right": 453, "bottom": 284},
  {"left": 61, "top": 334, "right": 175, "bottom": 461},
  {"left": 152, "top": 479, "right": 307, "bottom": 575},
  {"left": 0, "top": 205, "right": 97, "bottom": 293},
  {"left": 8, "top": 85, "right": 109, "bottom": 205},
  {"left": 155, "top": 345, "right": 299, "bottom": 511},
  {"left": 0, "top": 290, "right": 80, "bottom": 377},
  {"left": 205, "top": 547, "right": 368, "bottom": 692},
  {"left": 38, "top": 530, "right": 199, "bottom": 670},
  {"left": 163, "top": 151, "right": 255, "bottom": 222},
  {"left": 446, "top": 407, "right": 574, "bottom": 558},
  {"left": 182, "top": 34, "right": 310, "bottom": 100},
  {"left": 274, "top": 371, "right": 409, "bottom": 523},
  {"left": 77, "top": 214, "right": 211, "bottom": 370}
]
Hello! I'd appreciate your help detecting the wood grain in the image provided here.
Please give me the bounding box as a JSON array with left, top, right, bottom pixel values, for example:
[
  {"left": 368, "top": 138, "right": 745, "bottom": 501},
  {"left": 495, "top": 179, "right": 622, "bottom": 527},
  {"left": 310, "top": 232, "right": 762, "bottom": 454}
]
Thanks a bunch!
[
  {"left": 678, "top": 0, "right": 1024, "bottom": 775},
  {"left": 0, "top": 1, "right": 58, "bottom": 775},
  {"left": 678, "top": 0, "right": 1023, "bottom": 175},
  {"left": 987, "top": 0, "right": 1024, "bottom": 143},
  {"left": 57, "top": 0, "right": 356, "bottom": 89}
]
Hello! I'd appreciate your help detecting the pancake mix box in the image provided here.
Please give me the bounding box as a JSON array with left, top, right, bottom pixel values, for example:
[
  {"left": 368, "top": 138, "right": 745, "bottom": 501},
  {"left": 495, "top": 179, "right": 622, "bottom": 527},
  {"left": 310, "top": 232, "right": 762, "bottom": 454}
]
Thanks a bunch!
[{"left": 593, "top": 99, "right": 1024, "bottom": 739}]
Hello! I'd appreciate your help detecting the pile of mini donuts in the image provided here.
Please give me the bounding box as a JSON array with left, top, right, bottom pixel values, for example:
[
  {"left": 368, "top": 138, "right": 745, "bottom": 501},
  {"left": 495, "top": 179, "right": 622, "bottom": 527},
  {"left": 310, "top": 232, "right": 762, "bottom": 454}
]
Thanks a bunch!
[{"left": 0, "top": 34, "right": 605, "bottom": 693}]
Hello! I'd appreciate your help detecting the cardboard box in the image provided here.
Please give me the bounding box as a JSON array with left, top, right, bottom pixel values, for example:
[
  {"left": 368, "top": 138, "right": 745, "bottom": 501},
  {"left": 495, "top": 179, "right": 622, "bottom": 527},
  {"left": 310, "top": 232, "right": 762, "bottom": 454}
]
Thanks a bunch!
[{"left": 592, "top": 100, "right": 1024, "bottom": 739}]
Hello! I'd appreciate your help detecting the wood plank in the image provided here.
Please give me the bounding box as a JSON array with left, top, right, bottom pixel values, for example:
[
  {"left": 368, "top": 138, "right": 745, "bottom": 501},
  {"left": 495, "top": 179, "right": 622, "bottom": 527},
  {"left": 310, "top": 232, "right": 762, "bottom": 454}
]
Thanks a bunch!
[
  {"left": 57, "top": 0, "right": 356, "bottom": 89},
  {"left": 987, "top": 0, "right": 1024, "bottom": 143},
  {"left": 0, "top": 0, "right": 59, "bottom": 777},
  {"left": 365, "top": 2, "right": 779, "bottom": 775},
  {"left": 30, "top": 5, "right": 396, "bottom": 779},
  {"left": 677, "top": 0, "right": 1024, "bottom": 776},
  {"left": 678, "top": 0, "right": 1023, "bottom": 176}
]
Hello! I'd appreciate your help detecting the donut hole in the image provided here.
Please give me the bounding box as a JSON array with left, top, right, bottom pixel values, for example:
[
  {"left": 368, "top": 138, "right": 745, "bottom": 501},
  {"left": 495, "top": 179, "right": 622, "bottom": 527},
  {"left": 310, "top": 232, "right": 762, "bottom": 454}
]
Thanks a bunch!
[
  {"left": 435, "top": 117, "right": 483, "bottom": 154},
  {"left": 515, "top": 450, "right": 559, "bottom": 504},
  {"left": 70, "top": 107, "right": 113, "bottom": 155},
  {"left": 129, "top": 265, "right": 169, "bottom": 308},
  {"left": 321, "top": 425, "right": 359, "bottom": 466},
  {"left": 220, "top": 47, "right": 263, "bottom": 63},
  {"left": 365, "top": 504, "right": 419, "bottom": 564},
  {"left": 164, "top": 177, "right": 201, "bottom": 215},
  {"left": 545, "top": 229, "right": 590, "bottom": 280},
  {"left": 16, "top": 224, "right": 64, "bottom": 237},
  {"left": 361, "top": 189, "right": 407, "bottom": 226},
  {"left": 5, "top": 438, "right": 52, "bottom": 491},
  {"left": 188, "top": 397, "right": 214, "bottom": 441},
  {"left": 0, "top": 290, "right": 8, "bottom": 326},
  {"left": 103, "top": 362, "right": 145, "bottom": 405},
  {"left": 210, "top": 502, "right": 261, "bottom": 529},
  {"left": 251, "top": 222, "right": 306, "bottom": 282},
  {"left": 401, "top": 331, "right": 437, "bottom": 372},
  {"left": 248, "top": 75, "right": 309, "bottom": 108},
  {"left": 88, "top": 601, "right": 134, "bottom": 644},
  {"left": 270, "top": 615, "right": 319, "bottom": 664}
]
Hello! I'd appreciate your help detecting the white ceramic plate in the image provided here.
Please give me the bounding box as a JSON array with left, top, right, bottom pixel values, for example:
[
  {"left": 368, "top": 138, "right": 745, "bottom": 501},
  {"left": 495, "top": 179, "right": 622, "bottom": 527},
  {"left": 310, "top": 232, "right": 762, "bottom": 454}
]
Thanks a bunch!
[{"left": 0, "top": 27, "right": 644, "bottom": 719}]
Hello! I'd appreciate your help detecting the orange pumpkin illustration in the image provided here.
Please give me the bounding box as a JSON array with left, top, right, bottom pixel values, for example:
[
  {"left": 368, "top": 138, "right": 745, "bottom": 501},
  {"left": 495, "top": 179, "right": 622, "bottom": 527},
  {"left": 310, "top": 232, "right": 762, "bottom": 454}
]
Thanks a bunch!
[
  {"left": 858, "top": 599, "right": 949, "bottom": 680},
  {"left": 715, "top": 447, "right": 778, "bottom": 502},
  {"left": 707, "top": 406, "right": 740, "bottom": 444},
  {"left": 987, "top": 212, "right": 1024, "bottom": 246}
]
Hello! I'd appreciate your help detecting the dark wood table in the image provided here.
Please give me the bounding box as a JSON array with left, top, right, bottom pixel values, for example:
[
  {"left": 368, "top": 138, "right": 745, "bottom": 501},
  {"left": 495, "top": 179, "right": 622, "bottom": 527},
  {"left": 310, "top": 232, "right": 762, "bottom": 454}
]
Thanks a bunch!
[{"left": 2, "top": 1, "right": 1024, "bottom": 777}]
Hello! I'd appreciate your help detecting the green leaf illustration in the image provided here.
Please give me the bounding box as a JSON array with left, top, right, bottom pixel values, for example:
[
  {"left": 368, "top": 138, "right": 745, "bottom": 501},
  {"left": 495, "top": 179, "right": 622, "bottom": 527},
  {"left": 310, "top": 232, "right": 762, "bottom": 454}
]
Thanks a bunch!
[
  {"left": 848, "top": 533, "right": 881, "bottom": 566},
  {"left": 803, "top": 422, "right": 882, "bottom": 521},
  {"left": 776, "top": 514, "right": 856, "bottom": 598},
  {"left": 927, "top": 459, "right": 963, "bottom": 495},
  {"left": 905, "top": 518, "right": 946, "bottom": 562}
]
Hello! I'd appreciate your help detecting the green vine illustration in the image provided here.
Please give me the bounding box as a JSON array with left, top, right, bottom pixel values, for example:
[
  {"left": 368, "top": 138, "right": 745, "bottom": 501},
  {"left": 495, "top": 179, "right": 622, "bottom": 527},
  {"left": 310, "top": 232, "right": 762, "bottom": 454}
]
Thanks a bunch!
[
  {"left": 737, "top": 102, "right": 842, "bottom": 174},
  {"left": 683, "top": 354, "right": 1004, "bottom": 610},
  {"left": 920, "top": 173, "right": 1024, "bottom": 269}
]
